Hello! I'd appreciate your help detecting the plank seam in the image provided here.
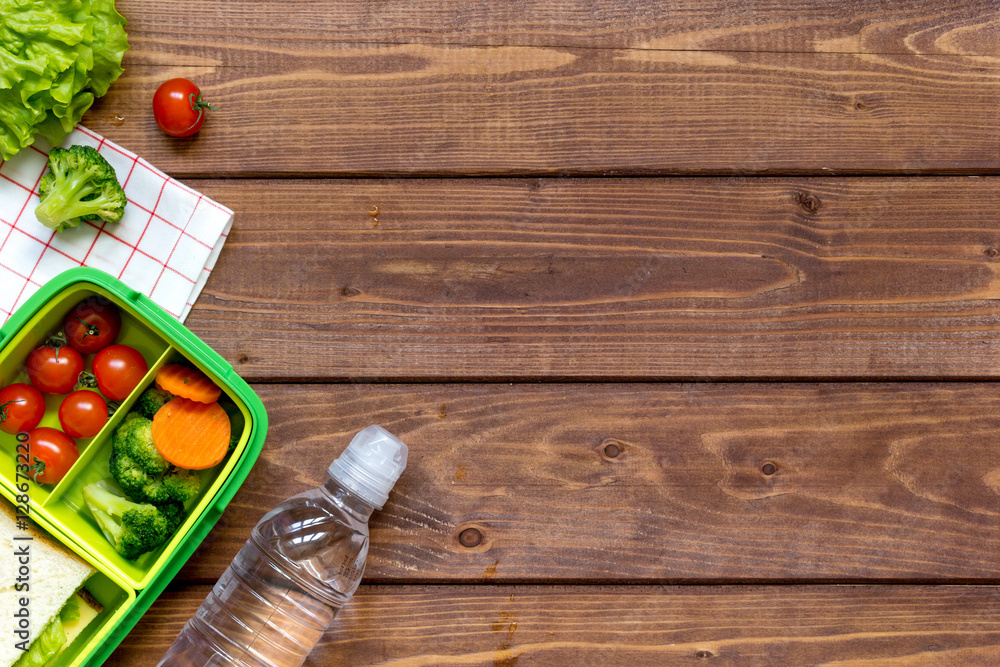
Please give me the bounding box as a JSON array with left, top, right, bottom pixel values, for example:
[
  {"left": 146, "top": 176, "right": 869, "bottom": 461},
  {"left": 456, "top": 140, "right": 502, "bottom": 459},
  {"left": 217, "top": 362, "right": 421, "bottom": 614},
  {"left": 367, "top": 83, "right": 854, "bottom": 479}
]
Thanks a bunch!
[{"left": 142, "top": 170, "right": 1000, "bottom": 180}]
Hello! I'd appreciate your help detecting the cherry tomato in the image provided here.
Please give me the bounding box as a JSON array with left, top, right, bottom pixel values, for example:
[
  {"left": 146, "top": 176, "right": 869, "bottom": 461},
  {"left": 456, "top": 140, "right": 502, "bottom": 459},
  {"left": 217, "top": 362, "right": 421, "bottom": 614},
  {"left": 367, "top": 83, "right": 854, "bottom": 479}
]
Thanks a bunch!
[
  {"left": 0, "top": 384, "right": 45, "bottom": 435},
  {"left": 64, "top": 297, "right": 121, "bottom": 354},
  {"left": 92, "top": 345, "right": 148, "bottom": 400},
  {"left": 27, "top": 343, "right": 84, "bottom": 394},
  {"left": 23, "top": 427, "right": 78, "bottom": 485},
  {"left": 58, "top": 390, "right": 108, "bottom": 439},
  {"left": 152, "top": 78, "right": 217, "bottom": 137}
]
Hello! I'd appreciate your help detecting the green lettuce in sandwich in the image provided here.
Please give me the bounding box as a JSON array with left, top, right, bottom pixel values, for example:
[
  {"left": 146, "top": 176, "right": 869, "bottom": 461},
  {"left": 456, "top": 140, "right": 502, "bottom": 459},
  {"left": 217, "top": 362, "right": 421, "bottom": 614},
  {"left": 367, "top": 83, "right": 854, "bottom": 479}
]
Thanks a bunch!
[{"left": 0, "top": 502, "right": 103, "bottom": 667}]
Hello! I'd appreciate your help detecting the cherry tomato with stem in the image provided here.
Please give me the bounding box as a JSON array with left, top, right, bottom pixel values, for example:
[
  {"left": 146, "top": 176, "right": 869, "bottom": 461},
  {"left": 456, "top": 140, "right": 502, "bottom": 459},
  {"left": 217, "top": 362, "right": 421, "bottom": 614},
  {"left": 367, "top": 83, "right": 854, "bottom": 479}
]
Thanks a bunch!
[
  {"left": 0, "top": 383, "right": 45, "bottom": 434},
  {"left": 64, "top": 297, "right": 121, "bottom": 354},
  {"left": 90, "top": 344, "right": 148, "bottom": 401},
  {"left": 58, "top": 390, "right": 109, "bottom": 438},
  {"left": 23, "top": 427, "right": 78, "bottom": 485},
  {"left": 152, "top": 78, "right": 217, "bottom": 137},
  {"left": 27, "top": 339, "right": 84, "bottom": 394}
]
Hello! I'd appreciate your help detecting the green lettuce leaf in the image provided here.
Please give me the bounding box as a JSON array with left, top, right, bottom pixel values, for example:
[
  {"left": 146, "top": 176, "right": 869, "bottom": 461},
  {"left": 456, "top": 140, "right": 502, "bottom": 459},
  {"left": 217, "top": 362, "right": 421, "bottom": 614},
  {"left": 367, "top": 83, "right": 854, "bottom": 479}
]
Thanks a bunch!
[
  {"left": 60, "top": 596, "right": 81, "bottom": 624},
  {"left": 12, "top": 616, "right": 66, "bottom": 667},
  {"left": 0, "top": 88, "right": 44, "bottom": 143},
  {"left": 0, "top": 0, "right": 128, "bottom": 159},
  {"left": 88, "top": 0, "right": 128, "bottom": 97}
]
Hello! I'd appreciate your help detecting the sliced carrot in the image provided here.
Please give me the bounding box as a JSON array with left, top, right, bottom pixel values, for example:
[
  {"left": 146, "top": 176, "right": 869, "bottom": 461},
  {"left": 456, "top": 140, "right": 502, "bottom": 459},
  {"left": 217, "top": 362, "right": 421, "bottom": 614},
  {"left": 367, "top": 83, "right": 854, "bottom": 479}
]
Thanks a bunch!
[
  {"left": 151, "top": 397, "right": 230, "bottom": 470},
  {"left": 155, "top": 364, "right": 221, "bottom": 404}
]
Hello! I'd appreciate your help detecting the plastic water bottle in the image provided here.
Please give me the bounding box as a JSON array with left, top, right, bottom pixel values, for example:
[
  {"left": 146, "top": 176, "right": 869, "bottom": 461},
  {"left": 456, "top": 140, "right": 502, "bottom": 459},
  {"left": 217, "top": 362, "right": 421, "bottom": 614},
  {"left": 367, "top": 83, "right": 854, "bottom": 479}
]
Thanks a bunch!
[{"left": 157, "top": 425, "right": 408, "bottom": 666}]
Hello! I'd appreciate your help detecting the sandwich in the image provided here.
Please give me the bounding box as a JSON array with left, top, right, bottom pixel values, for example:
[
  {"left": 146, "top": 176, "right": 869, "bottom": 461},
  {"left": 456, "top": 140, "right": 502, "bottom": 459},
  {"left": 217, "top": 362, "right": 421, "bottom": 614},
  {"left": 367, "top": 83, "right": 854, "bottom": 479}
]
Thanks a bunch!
[{"left": 0, "top": 502, "right": 103, "bottom": 667}]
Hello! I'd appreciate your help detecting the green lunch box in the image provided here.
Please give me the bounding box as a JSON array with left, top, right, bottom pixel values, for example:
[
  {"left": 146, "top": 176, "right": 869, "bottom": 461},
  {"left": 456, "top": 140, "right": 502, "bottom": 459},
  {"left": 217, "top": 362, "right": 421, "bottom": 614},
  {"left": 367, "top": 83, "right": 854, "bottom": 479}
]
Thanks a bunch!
[{"left": 0, "top": 267, "right": 267, "bottom": 666}]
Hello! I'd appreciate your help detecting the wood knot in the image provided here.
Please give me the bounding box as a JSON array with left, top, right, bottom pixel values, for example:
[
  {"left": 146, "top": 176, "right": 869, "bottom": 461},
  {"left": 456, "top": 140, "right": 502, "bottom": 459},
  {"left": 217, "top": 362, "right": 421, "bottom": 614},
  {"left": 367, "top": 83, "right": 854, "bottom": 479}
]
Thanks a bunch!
[
  {"left": 854, "top": 101, "right": 867, "bottom": 111},
  {"left": 341, "top": 286, "right": 361, "bottom": 297},
  {"left": 695, "top": 650, "right": 714, "bottom": 659},
  {"left": 454, "top": 524, "right": 492, "bottom": 553},
  {"left": 599, "top": 438, "right": 625, "bottom": 461},
  {"left": 458, "top": 528, "right": 483, "bottom": 548},
  {"left": 985, "top": 248, "right": 998, "bottom": 258},
  {"left": 795, "top": 192, "right": 820, "bottom": 215},
  {"left": 238, "top": 355, "right": 250, "bottom": 364},
  {"left": 761, "top": 462, "right": 777, "bottom": 476}
]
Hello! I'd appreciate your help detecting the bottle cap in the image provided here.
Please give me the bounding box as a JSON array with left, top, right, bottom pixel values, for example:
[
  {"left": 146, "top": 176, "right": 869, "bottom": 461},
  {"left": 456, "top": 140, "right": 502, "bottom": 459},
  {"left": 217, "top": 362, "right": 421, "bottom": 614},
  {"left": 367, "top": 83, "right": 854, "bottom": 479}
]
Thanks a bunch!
[{"left": 328, "top": 425, "right": 408, "bottom": 509}]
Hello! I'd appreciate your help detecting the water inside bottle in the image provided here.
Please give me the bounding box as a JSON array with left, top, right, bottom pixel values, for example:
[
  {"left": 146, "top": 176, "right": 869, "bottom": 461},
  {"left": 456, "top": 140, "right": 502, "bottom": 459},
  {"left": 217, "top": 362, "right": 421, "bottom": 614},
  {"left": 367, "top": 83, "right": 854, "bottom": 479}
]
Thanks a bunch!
[
  {"left": 160, "top": 426, "right": 408, "bottom": 667},
  {"left": 161, "top": 482, "right": 371, "bottom": 666}
]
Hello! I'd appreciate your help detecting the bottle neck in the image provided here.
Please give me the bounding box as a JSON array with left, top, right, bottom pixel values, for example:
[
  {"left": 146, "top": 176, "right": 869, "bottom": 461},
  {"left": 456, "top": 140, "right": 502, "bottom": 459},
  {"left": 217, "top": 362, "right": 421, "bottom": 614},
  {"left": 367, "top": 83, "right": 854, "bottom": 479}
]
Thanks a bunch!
[{"left": 320, "top": 475, "right": 376, "bottom": 521}]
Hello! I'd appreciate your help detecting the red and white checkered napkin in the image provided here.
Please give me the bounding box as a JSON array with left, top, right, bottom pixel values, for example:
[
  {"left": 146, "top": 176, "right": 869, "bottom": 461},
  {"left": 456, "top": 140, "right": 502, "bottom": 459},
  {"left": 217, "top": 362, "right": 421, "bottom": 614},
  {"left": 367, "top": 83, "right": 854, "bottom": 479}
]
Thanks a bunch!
[{"left": 0, "top": 126, "right": 233, "bottom": 324}]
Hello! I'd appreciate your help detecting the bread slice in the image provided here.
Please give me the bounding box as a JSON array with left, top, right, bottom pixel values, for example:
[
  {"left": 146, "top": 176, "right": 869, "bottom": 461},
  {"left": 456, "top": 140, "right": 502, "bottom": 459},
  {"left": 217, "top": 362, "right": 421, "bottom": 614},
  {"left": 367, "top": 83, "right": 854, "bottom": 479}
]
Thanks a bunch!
[{"left": 0, "top": 502, "right": 94, "bottom": 667}]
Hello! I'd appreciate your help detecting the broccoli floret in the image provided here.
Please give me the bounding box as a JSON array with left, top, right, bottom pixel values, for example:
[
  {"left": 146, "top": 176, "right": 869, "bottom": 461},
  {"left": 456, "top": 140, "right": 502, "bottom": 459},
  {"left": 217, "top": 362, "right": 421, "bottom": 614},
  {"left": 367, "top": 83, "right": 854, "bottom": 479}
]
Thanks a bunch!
[
  {"left": 162, "top": 467, "right": 201, "bottom": 501},
  {"left": 82, "top": 480, "right": 186, "bottom": 560},
  {"left": 108, "top": 447, "right": 166, "bottom": 502},
  {"left": 134, "top": 387, "right": 174, "bottom": 420},
  {"left": 35, "top": 145, "right": 127, "bottom": 233},
  {"left": 109, "top": 414, "right": 201, "bottom": 504},
  {"left": 112, "top": 415, "right": 168, "bottom": 475},
  {"left": 108, "top": 447, "right": 145, "bottom": 497}
]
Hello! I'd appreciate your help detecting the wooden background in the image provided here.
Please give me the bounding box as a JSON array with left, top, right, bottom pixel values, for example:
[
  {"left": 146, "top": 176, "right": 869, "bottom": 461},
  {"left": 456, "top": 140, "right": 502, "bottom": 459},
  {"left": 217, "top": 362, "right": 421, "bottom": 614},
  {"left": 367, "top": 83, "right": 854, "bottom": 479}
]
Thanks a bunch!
[{"left": 98, "top": 1, "right": 1000, "bottom": 664}]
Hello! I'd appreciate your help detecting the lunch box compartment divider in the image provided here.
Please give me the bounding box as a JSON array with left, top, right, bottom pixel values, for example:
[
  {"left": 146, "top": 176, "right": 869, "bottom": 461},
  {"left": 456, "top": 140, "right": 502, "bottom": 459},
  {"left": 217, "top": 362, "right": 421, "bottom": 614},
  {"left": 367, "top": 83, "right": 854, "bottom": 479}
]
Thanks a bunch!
[{"left": 43, "top": 345, "right": 175, "bottom": 507}]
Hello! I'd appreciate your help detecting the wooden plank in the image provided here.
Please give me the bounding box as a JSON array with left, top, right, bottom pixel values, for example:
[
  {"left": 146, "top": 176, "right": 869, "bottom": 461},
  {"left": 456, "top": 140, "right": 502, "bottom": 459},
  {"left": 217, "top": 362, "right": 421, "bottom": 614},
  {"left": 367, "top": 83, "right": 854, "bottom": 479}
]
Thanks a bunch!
[
  {"left": 83, "top": 55, "right": 1000, "bottom": 177},
  {"left": 79, "top": 2, "right": 1000, "bottom": 176},
  {"left": 182, "top": 177, "right": 1000, "bottom": 381},
  {"left": 178, "top": 383, "right": 1000, "bottom": 583},
  {"left": 118, "top": 0, "right": 1000, "bottom": 55},
  {"left": 107, "top": 584, "right": 1000, "bottom": 665}
]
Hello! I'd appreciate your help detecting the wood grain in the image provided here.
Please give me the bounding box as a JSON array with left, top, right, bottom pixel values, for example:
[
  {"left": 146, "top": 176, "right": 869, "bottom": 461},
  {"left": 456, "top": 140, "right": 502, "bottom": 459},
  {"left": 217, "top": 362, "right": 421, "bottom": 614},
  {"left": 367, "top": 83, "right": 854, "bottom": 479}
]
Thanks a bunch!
[
  {"left": 69, "top": 4, "right": 1000, "bottom": 659},
  {"left": 77, "top": 1, "right": 1000, "bottom": 176},
  {"left": 178, "top": 383, "right": 1000, "bottom": 584},
  {"left": 178, "top": 177, "right": 1000, "bottom": 381},
  {"left": 107, "top": 584, "right": 1000, "bottom": 666},
  {"left": 118, "top": 0, "right": 1000, "bottom": 55}
]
